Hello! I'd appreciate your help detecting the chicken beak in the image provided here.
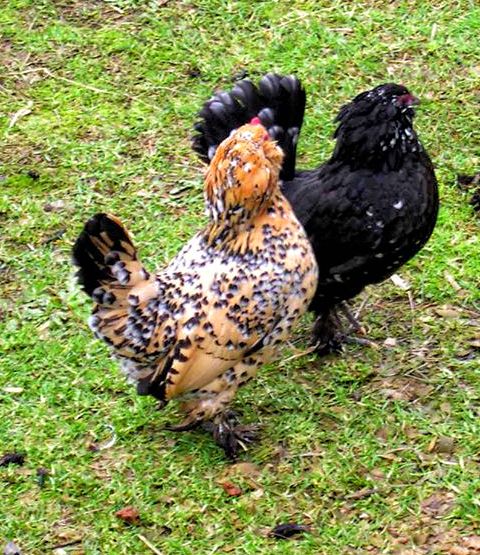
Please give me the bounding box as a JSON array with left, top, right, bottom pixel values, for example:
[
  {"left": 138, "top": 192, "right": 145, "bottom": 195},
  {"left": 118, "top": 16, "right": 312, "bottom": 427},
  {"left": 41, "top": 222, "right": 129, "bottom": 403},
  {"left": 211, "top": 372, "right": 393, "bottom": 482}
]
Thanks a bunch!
[
  {"left": 409, "top": 95, "right": 420, "bottom": 107},
  {"left": 403, "top": 93, "right": 420, "bottom": 108}
]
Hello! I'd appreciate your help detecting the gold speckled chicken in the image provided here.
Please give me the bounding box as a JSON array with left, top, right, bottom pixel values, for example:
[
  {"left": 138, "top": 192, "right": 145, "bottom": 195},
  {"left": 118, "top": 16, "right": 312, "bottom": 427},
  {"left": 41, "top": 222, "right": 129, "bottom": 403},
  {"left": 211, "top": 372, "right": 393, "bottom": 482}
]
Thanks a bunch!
[{"left": 72, "top": 122, "right": 318, "bottom": 458}]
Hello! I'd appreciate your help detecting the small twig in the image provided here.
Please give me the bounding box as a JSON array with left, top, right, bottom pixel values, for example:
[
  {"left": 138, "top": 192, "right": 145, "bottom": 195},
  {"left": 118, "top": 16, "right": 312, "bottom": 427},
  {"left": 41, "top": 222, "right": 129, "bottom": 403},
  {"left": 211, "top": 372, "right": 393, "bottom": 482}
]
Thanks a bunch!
[
  {"left": 138, "top": 534, "right": 163, "bottom": 555},
  {"left": 39, "top": 68, "right": 163, "bottom": 111},
  {"left": 41, "top": 228, "right": 66, "bottom": 245},
  {"left": 41, "top": 68, "right": 112, "bottom": 94},
  {"left": 407, "top": 291, "right": 415, "bottom": 312},
  {"left": 4, "top": 67, "right": 46, "bottom": 76},
  {"left": 292, "top": 451, "right": 324, "bottom": 458},
  {"left": 19, "top": 51, "right": 31, "bottom": 72},
  {"left": 8, "top": 100, "right": 33, "bottom": 130},
  {"left": 407, "top": 290, "right": 416, "bottom": 333},
  {"left": 344, "top": 487, "right": 378, "bottom": 500},
  {"left": 344, "top": 336, "right": 379, "bottom": 349},
  {"left": 275, "top": 11, "right": 310, "bottom": 29},
  {"left": 51, "top": 540, "right": 82, "bottom": 549},
  {"left": 27, "top": 14, "right": 38, "bottom": 32},
  {"left": 281, "top": 343, "right": 318, "bottom": 364},
  {"left": 110, "top": 4, "right": 124, "bottom": 13},
  {"left": 354, "top": 295, "right": 370, "bottom": 320}
]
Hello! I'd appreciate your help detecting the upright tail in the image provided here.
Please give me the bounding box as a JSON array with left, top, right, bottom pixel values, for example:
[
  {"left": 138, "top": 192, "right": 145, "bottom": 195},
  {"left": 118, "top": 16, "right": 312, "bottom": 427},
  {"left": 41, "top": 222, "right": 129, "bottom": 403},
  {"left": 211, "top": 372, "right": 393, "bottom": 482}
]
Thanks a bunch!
[
  {"left": 192, "top": 73, "right": 306, "bottom": 181},
  {"left": 72, "top": 213, "right": 150, "bottom": 308}
]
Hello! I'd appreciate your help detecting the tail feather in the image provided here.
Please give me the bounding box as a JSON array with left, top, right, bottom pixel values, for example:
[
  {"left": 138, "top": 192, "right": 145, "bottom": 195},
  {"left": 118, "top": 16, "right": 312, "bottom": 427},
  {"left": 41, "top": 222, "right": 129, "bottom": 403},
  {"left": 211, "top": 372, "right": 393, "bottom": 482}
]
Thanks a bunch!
[
  {"left": 257, "top": 74, "right": 306, "bottom": 180},
  {"left": 72, "top": 213, "right": 148, "bottom": 306},
  {"left": 192, "top": 73, "right": 306, "bottom": 181},
  {"left": 192, "top": 81, "right": 259, "bottom": 164},
  {"left": 73, "top": 213, "right": 160, "bottom": 358}
]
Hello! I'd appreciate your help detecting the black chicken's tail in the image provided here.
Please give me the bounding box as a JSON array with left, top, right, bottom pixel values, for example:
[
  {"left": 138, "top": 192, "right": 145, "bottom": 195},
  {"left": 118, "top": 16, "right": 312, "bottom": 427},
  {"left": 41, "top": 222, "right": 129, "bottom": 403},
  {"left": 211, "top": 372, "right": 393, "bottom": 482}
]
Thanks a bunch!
[
  {"left": 192, "top": 73, "right": 306, "bottom": 181},
  {"left": 72, "top": 213, "right": 150, "bottom": 307}
]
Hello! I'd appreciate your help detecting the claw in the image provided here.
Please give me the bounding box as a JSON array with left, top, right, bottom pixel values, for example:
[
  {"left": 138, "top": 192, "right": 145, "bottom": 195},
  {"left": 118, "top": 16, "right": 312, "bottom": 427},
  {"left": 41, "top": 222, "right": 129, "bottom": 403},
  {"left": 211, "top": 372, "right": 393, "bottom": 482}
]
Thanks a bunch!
[
  {"left": 311, "top": 303, "right": 374, "bottom": 355},
  {"left": 211, "top": 414, "right": 260, "bottom": 460},
  {"left": 344, "top": 335, "right": 379, "bottom": 349},
  {"left": 339, "top": 301, "right": 365, "bottom": 333}
]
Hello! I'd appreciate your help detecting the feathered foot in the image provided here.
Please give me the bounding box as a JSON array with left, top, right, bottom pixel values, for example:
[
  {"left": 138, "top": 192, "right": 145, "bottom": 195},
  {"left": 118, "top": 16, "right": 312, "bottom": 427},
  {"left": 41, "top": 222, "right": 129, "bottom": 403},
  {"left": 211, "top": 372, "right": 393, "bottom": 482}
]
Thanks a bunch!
[
  {"left": 311, "top": 304, "right": 376, "bottom": 355},
  {"left": 203, "top": 411, "right": 259, "bottom": 460},
  {"left": 310, "top": 310, "right": 345, "bottom": 355}
]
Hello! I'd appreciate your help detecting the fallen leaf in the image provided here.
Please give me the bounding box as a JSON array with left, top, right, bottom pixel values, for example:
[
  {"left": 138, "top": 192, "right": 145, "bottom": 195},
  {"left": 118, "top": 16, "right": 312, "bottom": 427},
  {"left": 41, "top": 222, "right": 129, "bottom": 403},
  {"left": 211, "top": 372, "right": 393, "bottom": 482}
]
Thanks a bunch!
[
  {"left": 434, "top": 306, "right": 462, "bottom": 319},
  {"left": 390, "top": 273, "right": 411, "bottom": 290},
  {"left": 43, "top": 200, "right": 66, "bottom": 212},
  {"left": 378, "top": 377, "right": 433, "bottom": 402},
  {"left": 383, "top": 337, "right": 397, "bottom": 347},
  {"left": 250, "top": 488, "right": 264, "bottom": 500},
  {"left": 0, "top": 453, "right": 25, "bottom": 467},
  {"left": 368, "top": 467, "right": 385, "bottom": 482},
  {"left": 115, "top": 506, "right": 140, "bottom": 525},
  {"left": 463, "top": 536, "right": 480, "bottom": 549},
  {"left": 220, "top": 481, "right": 242, "bottom": 497},
  {"left": 444, "top": 272, "right": 462, "bottom": 292},
  {"left": 2, "top": 387, "right": 24, "bottom": 394},
  {"left": 8, "top": 101, "right": 33, "bottom": 129},
  {"left": 428, "top": 436, "right": 455, "bottom": 454},
  {"left": 420, "top": 492, "right": 455, "bottom": 517},
  {"left": 381, "top": 388, "right": 408, "bottom": 401},
  {"left": 375, "top": 427, "right": 389, "bottom": 442},
  {"left": 226, "top": 462, "right": 260, "bottom": 478},
  {"left": 269, "top": 522, "right": 311, "bottom": 539},
  {"left": 3, "top": 542, "right": 22, "bottom": 555},
  {"left": 404, "top": 425, "right": 420, "bottom": 439},
  {"left": 439, "top": 402, "right": 452, "bottom": 414},
  {"left": 413, "top": 530, "right": 430, "bottom": 546}
]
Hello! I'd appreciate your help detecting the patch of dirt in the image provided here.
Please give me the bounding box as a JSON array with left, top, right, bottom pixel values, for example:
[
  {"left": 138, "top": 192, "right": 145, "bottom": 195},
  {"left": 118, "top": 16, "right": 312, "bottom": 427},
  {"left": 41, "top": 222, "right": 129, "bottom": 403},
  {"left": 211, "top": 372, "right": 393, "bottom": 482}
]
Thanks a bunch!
[
  {"left": 361, "top": 490, "right": 480, "bottom": 554},
  {"left": 43, "top": 508, "right": 86, "bottom": 553},
  {"left": 55, "top": 0, "right": 137, "bottom": 28},
  {"left": 375, "top": 376, "right": 433, "bottom": 402},
  {"left": 420, "top": 491, "right": 456, "bottom": 518},
  {"left": 0, "top": 38, "right": 52, "bottom": 91},
  {"left": 89, "top": 449, "right": 133, "bottom": 481},
  {"left": 389, "top": 530, "right": 480, "bottom": 554},
  {"left": 350, "top": 299, "right": 480, "bottom": 405},
  {"left": 1, "top": 143, "right": 46, "bottom": 168}
]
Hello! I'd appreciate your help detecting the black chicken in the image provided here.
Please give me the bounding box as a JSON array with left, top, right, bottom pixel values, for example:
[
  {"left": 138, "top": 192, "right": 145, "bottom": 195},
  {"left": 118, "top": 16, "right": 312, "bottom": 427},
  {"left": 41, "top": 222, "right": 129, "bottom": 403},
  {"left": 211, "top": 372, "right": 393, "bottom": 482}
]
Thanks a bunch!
[{"left": 192, "top": 74, "right": 439, "bottom": 353}]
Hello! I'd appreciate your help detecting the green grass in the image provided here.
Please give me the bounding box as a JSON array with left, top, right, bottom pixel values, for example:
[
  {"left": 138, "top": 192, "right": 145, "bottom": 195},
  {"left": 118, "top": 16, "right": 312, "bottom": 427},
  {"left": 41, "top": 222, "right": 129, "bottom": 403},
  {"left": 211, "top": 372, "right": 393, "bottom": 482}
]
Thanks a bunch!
[{"left": 1, "top": 0, "right": 479, "bottom": 553}]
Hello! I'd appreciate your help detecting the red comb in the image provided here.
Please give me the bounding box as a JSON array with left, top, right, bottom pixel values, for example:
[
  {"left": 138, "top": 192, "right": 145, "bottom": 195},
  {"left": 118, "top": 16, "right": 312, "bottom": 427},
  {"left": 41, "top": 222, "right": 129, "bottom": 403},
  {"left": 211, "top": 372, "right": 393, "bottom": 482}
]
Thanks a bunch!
[{"left": 250, "top": 117, "right": 262, "bottom": 125}]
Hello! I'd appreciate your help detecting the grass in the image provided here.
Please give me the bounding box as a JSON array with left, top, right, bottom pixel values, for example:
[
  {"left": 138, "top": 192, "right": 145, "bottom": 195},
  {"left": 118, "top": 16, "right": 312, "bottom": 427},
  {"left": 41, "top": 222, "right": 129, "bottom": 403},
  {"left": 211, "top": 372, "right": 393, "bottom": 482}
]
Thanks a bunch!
[{"left": 1, "top": 0, "right": 479, "bottom": 553}]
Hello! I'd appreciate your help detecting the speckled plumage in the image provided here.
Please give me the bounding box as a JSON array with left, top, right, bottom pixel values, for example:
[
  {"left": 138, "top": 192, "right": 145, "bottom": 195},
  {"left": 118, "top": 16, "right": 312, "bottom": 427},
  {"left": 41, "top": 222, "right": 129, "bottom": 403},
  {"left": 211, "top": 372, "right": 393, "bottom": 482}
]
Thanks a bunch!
[
  {"left": 72, "top": 123, "right": 318, "bottom": 457},
  {"left": 193, "top": 75, "right": 439, "bottom": 353}
]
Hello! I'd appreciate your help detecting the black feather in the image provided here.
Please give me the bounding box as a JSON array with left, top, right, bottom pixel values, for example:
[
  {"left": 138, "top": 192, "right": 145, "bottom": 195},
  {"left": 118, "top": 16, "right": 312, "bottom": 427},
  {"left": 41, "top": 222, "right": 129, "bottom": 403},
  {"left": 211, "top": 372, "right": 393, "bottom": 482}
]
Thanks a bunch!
[{"left": 192, "top": 73, "right": 306, "bottom": 181}]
